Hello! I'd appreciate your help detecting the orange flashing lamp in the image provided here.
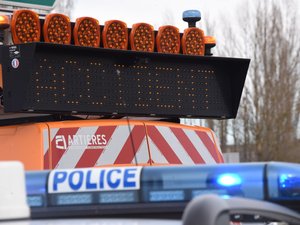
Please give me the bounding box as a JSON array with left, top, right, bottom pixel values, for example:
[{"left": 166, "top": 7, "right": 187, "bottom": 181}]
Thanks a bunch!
[
  {"left": 156, "top": 25, "right": 180, "bottom": 54},
  {"left": 74, "top": 17, "right": 100, "bottom": 47},
  {"left": 43, "top": 13, "right": 71, "bottom": 44},
  {"left": 204, "top": 36, "right": 216, "bottom": 45},
  {"left": 204, "top": 36, "right": 216, "bottom": 56},
  {"left": 11, "top": 9, "right": 40, "bottom": 44},
  {"left": 0, "top": 15, "right": 10, "bottom": 30},
  {"left": 182, "top": 27, "right": 205, "bottom": 56},
  {"left": 130, "top": 23, "right": 154, "bottom": 52},
  {"left": 102, "top": 20, "right": 128, "bottom": 50}
]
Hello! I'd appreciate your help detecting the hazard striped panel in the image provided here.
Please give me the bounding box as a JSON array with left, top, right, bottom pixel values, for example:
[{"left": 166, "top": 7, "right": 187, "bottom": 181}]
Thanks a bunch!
[
  {"left": 44, "top": 121, "right": 223, "bottom": 169},
  {"left": 47, "top": 124, "right": 149, "bottom": 169},
  {"left": 146, "top": 125, "right": 223, "bottom": 165}
]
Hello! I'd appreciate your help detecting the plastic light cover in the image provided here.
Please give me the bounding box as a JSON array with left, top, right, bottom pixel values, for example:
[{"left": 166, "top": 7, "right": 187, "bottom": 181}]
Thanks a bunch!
[
  {"left": 204, "top": 36, "right": 216, "bottom": 45},
  {"left": 216, "top": 174, "right": 242, "bottom": 187},
  {"left": 156, "top": 25, "right": 180, "bottom": 54},
  {"left": 74, "top": 17, "right": 100, "bottom": 47},
  {"left": 130, "top": 23, "right": 154, "bottom": 52},
  {"left": 56, "top": 193, "right": 93, "bottom": 205},
  {"left": 25, "top": 171, "right": 48, "bottom": 207},
  {"left": 43, "top": 13, "right": 71, "bottom": 44},
  {"left": 182, "top": 10, "right": 201, "bottom": 21},
  {"left": 267, "top": 162, "right": 300, "bottom": 200},
  {"left": 182, "top": 27, "right": 205, "bottom": 56},
  {"left": 99, "top": 191, "right": 137, "bottom": 203},
  {"left": 11, "top": 9, "right": 40, "bottom": 44},
  {"left": 149, "top": 190, "right": 185, "bottom": 202},
  {"left": 102, "top": 20, "right": 128, "bottom": 50},
  {"left": 141, "top": 164, "right": 265, "bottom": 202},
  {"left": 0, "top": 15, "right": 10, "bottom": 29}
]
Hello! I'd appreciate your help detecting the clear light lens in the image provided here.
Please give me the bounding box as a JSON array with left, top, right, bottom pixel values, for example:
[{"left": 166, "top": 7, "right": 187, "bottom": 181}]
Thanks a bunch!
[
  {"left": 27, "top": 195, "right": 44, "bottom": 207},
  {"left": 56, "top": 193, "right": 93, "bottom": 205},
  {"left": 149, "top": 190, "right": 185, "bottom": 202},
  {"left": 99, "top": 191, "right": 137, "bottom": 203}
]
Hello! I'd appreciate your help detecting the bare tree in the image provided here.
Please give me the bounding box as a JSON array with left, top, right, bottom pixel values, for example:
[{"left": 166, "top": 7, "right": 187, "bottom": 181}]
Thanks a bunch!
[
  {"left": 221, "top": 0, "right": 300, "bottom": 162},
  {"left": 203, "top": 0, "right": 300, "bottom": 162}
]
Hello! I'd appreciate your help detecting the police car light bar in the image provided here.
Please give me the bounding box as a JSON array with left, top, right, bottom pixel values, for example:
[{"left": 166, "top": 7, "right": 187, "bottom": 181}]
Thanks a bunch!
[{"left": 25, "top": 162, "right": 300, "bottom": 220}]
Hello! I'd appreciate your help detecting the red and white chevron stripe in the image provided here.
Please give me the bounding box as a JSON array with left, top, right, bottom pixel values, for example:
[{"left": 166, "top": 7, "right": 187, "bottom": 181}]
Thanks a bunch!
[{"left": 44, "top": 123, "right": 223, "bottom": 169}]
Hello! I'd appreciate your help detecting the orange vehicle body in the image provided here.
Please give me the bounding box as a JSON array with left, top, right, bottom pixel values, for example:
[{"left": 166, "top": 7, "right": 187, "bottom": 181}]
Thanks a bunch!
[{"left": 0, "top": 119, "right": 223, "bottom": 170}]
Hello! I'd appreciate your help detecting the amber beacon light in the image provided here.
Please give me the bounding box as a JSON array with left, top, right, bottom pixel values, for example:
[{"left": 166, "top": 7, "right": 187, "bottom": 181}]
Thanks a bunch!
[
  {"left": 102, "top": 20, "right": 128, "bottom": 50},
  {"left": 0, "top": 15, "right": 9, "bottom": 30},
  {"left": 74, "top": 17, "right": 100, "bottom": 47},
  {"left": 11, "top": 9, "right": 40, "bottom": 44},
  {"left": 43, "top": 13, "right": 71, "bottom": 44},
  {"left": 204, "top": 36, "right": 216, "bottom": 56},
  {"left": 156, "top": 25, "right": 180, "bottom": 54},
  {"left": 130, "top": 23, "right": 154, "bottom": 52},
  {"left": 182, "top": 10, "right": 205, "bottom": 56},
  {"left": 0, "top": 15, "right": 10, "bottom": 44}
]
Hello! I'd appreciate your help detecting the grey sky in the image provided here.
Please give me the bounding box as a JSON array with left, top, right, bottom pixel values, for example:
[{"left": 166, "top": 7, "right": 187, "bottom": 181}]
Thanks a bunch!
[{"left": 71, "top": 0, "right": 244, "bottom": 32}]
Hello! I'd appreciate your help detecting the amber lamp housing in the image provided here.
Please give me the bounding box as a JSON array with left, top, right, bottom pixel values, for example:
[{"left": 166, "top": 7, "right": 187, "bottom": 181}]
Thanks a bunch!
[
  {"left": 43, "top": 13, "right": 71, "bottom": 44},
  {"left": 0, "top": 15, "right": 10, "bottom": 30},
  {"left": 204, "top": 36, "right": 216, "bottom": 56},
  {"left": 102, "top": 20, "right": 128, "bottom": 50},
  {"left": 156, "top": 25, "right": 180, "bottom": 54},
  {"left": 11, "top": 9, "right": 40, "bottom": 44},
  {"left": 182, "top": 27, "right": 205, "bottom": 56},
  {"left": 74, "top": 17, "right": 100, "bottom": 47},
  {"left": 130, "top": 23, "right": 154, "bottom": 52}
]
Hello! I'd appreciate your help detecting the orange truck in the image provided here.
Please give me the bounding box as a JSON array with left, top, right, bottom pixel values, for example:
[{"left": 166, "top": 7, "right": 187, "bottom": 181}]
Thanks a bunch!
[
  {"left": 0, "top": 120, "right": 223, "bottom": 170},
  {"left": 0, "top": 9, "right": 249, "bottom": 170}
]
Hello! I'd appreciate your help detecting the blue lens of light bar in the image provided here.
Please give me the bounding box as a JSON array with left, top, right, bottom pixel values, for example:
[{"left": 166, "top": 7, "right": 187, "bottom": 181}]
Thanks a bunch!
[
  {"left": 56, "top": 193, "right": 93, "bottom": 205},
  {"left": 267, "top": 162, "right": 300, "bottom": 200},
  {"left": 216, "top": 174, "right": 242, "bottom": 187},
  {"left": 25, "top": 171, "right": 49, "bottom": 207},
  {"left": 99, "top": 191, "right": 137, "bottom": 203},
  {"left": 25, "top": 171, "right": 48, "bottom": 194}
]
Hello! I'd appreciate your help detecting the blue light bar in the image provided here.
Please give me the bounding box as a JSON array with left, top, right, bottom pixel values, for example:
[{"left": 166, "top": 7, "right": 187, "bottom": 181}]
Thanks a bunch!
[
  {"left": 267, "top": 162, "right": 300, "bottom": 200},
  {"left": 24, "top": 162, "right": 300, "bottom": 214},
  {"left": 141, "top": 164, "right": 265, "bottom": 202}
]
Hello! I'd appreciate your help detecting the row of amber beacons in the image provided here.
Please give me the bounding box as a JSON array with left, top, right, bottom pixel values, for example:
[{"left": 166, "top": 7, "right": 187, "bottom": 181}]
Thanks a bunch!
[{"left": 8, "top": 9, "right": 214, "bottom": 56}]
